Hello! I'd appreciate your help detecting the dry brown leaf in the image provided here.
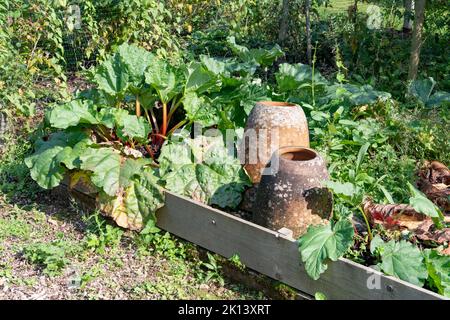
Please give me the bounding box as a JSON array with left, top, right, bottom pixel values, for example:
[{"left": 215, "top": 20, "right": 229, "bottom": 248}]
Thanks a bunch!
[
  {"left": 415, "top": 219, "right": 450, "bottom": 245},
  {"left": 439, "top": 246, "right": 450, "bottom": 256},
  {"left": 419, "top": 161, "right": 450, "bottom": 185},
  {"left": 363, "top": 199, "right": 426, "bottom": 230},
  {"left": 417, "top": 161, "right": 450, "bottom": 214}
]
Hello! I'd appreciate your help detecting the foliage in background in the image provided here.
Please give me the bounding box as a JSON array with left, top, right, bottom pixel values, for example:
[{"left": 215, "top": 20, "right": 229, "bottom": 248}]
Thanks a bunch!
[{"left": 1, "top": 0, "right": 449, "bottom": 298}]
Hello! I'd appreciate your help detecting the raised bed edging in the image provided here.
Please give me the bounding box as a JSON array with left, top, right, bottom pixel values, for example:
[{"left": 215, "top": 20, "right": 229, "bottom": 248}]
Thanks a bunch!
[{"left": 64, "top": 184, "right": 446, "bottom": 300}]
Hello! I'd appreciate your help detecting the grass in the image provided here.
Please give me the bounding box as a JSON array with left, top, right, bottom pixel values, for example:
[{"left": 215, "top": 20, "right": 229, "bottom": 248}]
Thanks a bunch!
[
  {"left": 319, "top": 0, "right": 403, "bottom": 29},
  {"left": 320, "top": 0, "right": 369, "bottom": 14}
]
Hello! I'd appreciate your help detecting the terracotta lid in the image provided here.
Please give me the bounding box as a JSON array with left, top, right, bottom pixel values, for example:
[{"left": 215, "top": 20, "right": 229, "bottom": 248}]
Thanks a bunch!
[
  {"left": 268, "top": 146, "right": 326, "bottom": 174},
  {"left": 256, "top": 101, "right": 298, "bottom": 107}
]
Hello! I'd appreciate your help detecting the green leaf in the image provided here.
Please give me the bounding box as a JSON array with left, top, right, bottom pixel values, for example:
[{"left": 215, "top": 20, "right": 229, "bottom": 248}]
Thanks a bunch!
[
  {"left": 355, "top": 142, "right": 370, "bottom": 174},
  {"left": 407, "top": 182, "right": 444, "bottom": 227},
  {"left": 98, "top": 168, "right": 164, "bottom": 230},
  {"left": 323, "top": 180, "right": 359, "bottom": 198},
  {"left": 276, "top": 63, "right": 328, "bottom": 93},
  {"left": 80, "top": 147, "right": 121, "bottom": 196},
  {"left": 140, "top": 219, "right": 161, "bottom": 235},
  {"left": 144, "top": 59, "right": 181, "bottom": 104},
  {"left": 427, "top": 91, "right": 450, "bottom": 108},
  {"left": 314, "top": 292, "right": 327, "bottom": 300},
  {"left": 408, "top": 77, "right": 435, "bottom": 105},
  {"left": 94, "top": 54, "right": 129, "bottom": 99},
  {"left": 227, "top": 36, "right": 283, "bottom": 67},
  {"left": 80, "top": 148, "right": 151, "bottom": 196},
  {"left": 93, "top": 43, "right": 155, "bottom": 99},
  {"left": 328, "top": 84, "right": 391, "bottom": 106},
  {"left": 423, "top": 249, "right": 450, "bottom": 297},
  {"left": 25, "top": 130, "right": 91, "bottom": 189},
  {"left": 200, "top": 55, "right": 227, "bottom": 76},
  {"left": 379, "top": 185, "right": 395, "bottom": 203},
  {"left": 115, "top": 113, "right": 151, "bottom": 143},
  {"left": 116, "top": 43, "right": 155, "bottom": 91},
  {"left": 370, "top": 236, "right": 428, "bottom": 287},
  {"left": 298, "top": 219, "right": 354, "bottom": 280},
  {"left": 182, "top": 91, "right": 219, "bottom": 127},
  {"left": 184, "top": 61, "right": 220, "bottom": 94},
  {"left": 239, "top": 83, "right": 271, "bottom": 116},
  {"left": 48, "top": 100, "right": 99, "bottom": 129},
  {"left": 158, "top": 135, "right": 251, "bottom": 208}
]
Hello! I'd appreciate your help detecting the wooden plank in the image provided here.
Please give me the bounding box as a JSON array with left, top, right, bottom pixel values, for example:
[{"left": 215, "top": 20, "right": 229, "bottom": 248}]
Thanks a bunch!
[
  {"left": 61, "top": 183, "right": 446, "bottom": 300},
  {"left": 157, "top": 191, "right": 446, "bottom": 300}
]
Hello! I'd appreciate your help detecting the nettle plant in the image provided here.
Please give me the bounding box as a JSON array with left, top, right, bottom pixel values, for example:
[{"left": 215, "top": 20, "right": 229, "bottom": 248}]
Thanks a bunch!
[{"left": 25, "top": 42, "right": 281, "bottom": 230}]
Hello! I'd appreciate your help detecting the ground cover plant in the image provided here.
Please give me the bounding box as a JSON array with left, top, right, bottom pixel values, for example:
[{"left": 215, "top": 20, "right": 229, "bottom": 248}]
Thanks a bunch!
[{"left": 1, "top": 0, "right": 449, "bottom": 300}]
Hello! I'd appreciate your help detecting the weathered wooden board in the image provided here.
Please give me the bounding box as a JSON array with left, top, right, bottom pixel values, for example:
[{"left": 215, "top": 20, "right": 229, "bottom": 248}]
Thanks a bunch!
[
  {"left": 62, "top": 184, "right": 446, "bottom": 300},
  {"left": 157, "top": 192, "right": 446, "bottom": 300}
]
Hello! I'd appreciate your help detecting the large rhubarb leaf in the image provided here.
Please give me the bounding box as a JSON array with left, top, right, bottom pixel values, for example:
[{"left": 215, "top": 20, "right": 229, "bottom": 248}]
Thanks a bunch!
[
  {"left": 276, "top": 63, "right": 328, "bottom": 92},
  {"left": 97, "top": 108, "right": 150, "bottom": 142},
  {"left": 94, "top": 53, "right": 129, "bottom": 100},
  {"left": 98, "top": 168, "right": 164, "bottom": 230},
  {"left": 408, "top": 77, "right": 450, "bottom": 107},
  {"left": 94, "top": 43, "right": 155, "bottom": 99},
  {"left": 227, "top": 36, "right": 283, "bottom": 67},
  {"left": 182, "top": 91, "right": 219, "bottom": 127},
  {"left": 200, "top": 55, "right": 227, "bottom": 76},
  {"left": 115, "top": 113, "right": 151, "bottom": 143},
  {"left": 370, "top": 236, "right": 428, "bottom": 287},
  {"left": 25, "top": 129, "right": 91, "bottom": 189},
  {"left": 116, "top": 43, "right": 155, "bottom": 91},
  {"left": 144, "top": 59, "right": 182, "bottom": 104},
  {"left": 298, "top": 219, "right": 354, "bottom": 280},
  {"left": 79, "top": 147, "right": 151, "bottom": 197},
  {"left": 158, "top": 135, "right": 251, "bottom": 208},
  {"left": 424, "top": 249, "right": 450, "bottom": 297},
  {"left": 79, "top": 147, "right": 121, "bottom": 196},
  {"left": 48, "top": 100, "right": 99, "bottom": 129},
  {"left": 184, "top": 61, "right": 220, "bottom": 94}
]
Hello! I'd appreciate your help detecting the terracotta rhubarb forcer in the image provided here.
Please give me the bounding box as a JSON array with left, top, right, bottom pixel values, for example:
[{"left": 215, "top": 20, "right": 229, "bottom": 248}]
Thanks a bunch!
[
  {"left": 241, "top": 101, "right": 309, "bottom": 184},
  {"left": 253, "top": 147, "right": 332, "bottom": 238}
]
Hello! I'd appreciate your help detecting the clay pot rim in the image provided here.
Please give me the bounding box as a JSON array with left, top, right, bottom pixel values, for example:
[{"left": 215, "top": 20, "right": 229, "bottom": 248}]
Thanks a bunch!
[
  {"left": 276, "top": 146, "right": 319, "bottom": 162},
  {"left": 257, "top": 101, "right": 298, "bottom": 107}
]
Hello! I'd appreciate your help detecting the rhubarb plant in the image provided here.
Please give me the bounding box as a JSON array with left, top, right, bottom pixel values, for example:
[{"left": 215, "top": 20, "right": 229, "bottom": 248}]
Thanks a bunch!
[{"left": 25, "top": 42, "right": 280, "bottom": 230}]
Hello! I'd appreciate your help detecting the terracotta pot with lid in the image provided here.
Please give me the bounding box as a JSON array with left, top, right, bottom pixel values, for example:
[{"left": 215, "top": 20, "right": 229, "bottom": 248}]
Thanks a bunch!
[
  {"left": 252, "top": 147, "right": 332, "bottom": 238},
  {"left": 241, "top": 101, "right": 310, "bottom": 184}
]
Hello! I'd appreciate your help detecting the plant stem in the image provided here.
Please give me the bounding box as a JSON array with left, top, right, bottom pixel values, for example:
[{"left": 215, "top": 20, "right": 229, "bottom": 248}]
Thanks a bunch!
[
  {"left": 167, "top": 119, "right": 187, "bottom": 137},
  {"left": 144, "top": 108, "right": 152, "bottom": 130},
  {"left": 151, "top": 133, "right": 167, "bottom": 140},
  {"left": 145, "top": 145, "right": 155, "bottom": 159},
  {"left": 95, "top": 125, "right": 112, "bottom": 141},
  {"left": 162, "top": 102, "right": 168, "bottom": 135},
  {"left": 135, "top": 96, "right": 141, "bottom": 117},
  {"left": 94, "top": 130, "right": 109, "bottom": 142},
  {"left": 167, "top": 99, "right": 182, "bottom": 126},
  {"left": 148, "top": 108, "right": 159, "bottom": 133},
  {"left": 311, "top": 42, "right": 317, "bottom": 108},
  {"left": 358, "top": 206, "right": 373, "bottom": 241}
]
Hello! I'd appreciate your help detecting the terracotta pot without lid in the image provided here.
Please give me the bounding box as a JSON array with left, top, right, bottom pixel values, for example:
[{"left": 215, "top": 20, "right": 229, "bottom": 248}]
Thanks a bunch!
[
  {"left": 242, "top": 101, "right": 309, "bottom": 184},
  {"left": 253, "top": 147, "right": 332, "bottom": 238}
]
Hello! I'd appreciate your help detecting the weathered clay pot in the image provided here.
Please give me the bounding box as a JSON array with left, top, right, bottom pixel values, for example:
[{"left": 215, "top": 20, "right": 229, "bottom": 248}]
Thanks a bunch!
[
  {"left": 253, "top": 147, "right": 332, "bottom": 238},
  {"left": 242, "top": 101, "right": 309, "bottom": 184}
]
